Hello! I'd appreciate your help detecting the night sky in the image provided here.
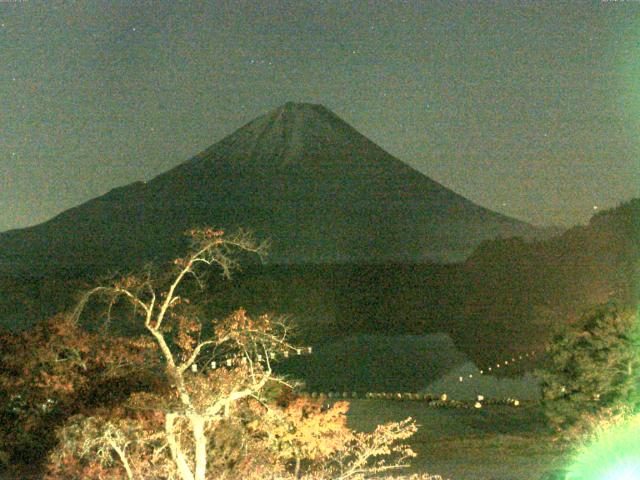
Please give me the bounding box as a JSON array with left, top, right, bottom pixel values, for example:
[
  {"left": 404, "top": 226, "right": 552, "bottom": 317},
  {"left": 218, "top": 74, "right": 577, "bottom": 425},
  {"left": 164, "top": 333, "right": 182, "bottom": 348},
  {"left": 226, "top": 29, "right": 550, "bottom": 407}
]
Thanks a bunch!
[{"left": 1, "top": 0, "right": 639, "bottom": 232}]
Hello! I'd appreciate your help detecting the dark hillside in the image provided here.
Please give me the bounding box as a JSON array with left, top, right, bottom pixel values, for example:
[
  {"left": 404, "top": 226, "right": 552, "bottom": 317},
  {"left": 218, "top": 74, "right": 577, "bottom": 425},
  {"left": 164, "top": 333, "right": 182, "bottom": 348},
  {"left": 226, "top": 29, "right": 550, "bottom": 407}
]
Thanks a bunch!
[
  {"left": 0, "top": 201, "right": 636, "bottom": 374},
  {"left": 455, "top": 199, "right": 639, "bottom": 363}
]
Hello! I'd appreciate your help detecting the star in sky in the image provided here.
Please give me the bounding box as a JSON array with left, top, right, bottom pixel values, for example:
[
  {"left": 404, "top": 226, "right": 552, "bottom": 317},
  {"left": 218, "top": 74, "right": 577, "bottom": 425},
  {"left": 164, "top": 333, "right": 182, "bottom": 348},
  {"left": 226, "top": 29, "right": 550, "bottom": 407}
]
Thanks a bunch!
[{"left": 0, "top": 1, "right": 638, "bottom": 232}]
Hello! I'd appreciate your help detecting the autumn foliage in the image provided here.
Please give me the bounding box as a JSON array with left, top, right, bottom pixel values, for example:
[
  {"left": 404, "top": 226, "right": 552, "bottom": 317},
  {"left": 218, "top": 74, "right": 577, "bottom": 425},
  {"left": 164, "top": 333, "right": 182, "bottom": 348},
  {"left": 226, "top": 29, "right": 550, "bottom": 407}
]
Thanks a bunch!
[
  {"left": 0, "top": 228, "right": 419, "bottom": 479},
  {"left": 0, "top": 314, "right": 162, "bottom": 476}
]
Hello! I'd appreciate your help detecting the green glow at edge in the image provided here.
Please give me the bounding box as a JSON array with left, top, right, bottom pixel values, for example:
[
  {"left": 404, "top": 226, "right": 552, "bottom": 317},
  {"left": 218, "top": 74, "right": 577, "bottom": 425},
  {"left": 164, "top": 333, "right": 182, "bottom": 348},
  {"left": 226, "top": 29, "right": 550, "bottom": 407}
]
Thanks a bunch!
[
  {"left": 565, "top": 415, "right": 640, "bottom": 480},
  {"left": 566, "top": 302, "right": 640, "bottom": 480}
]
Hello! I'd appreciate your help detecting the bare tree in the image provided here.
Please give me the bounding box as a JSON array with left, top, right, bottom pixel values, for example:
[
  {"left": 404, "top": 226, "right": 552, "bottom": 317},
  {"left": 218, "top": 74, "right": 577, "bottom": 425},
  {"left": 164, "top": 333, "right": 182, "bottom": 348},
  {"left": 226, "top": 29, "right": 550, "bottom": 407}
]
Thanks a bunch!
[
  {"left": 71, "top": 228, "right": 299, "bottom": 480},
  {"left": 328, "top": 418, "right": 417, "bottom": 480}
]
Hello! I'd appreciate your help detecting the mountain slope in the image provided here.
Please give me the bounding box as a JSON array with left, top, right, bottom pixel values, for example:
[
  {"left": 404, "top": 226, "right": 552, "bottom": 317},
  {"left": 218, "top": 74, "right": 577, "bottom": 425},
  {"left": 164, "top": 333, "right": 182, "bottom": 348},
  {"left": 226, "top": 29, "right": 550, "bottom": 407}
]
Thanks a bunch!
[{"left": 0, "top": 102, "right": 551, "bottom": 273}]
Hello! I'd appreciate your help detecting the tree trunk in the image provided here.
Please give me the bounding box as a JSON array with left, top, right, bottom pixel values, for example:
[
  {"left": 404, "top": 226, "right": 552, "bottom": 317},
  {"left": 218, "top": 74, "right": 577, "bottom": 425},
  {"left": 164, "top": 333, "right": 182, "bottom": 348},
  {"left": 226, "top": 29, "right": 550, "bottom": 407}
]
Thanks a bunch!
[
  {"left": 190, "top": 414, "right": 208, "bottom": 480},
  {"left": 166, "top": 413, "right": 195, "bottom": 480}
]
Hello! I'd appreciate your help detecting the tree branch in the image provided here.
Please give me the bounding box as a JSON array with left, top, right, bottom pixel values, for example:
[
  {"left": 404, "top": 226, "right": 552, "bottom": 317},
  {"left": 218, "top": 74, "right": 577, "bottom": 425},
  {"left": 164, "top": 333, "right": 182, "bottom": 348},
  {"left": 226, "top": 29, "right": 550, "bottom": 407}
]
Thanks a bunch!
[{"left": 178, "top": 340, "right": 217, "bottom": 374}]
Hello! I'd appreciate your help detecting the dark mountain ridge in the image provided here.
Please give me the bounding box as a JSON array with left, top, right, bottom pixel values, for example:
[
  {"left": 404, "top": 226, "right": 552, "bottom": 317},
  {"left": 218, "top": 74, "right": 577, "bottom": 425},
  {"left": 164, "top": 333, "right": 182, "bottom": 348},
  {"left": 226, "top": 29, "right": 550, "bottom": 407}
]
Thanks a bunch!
[{"left": 1, "top": 102, "right": 552, "bottom": 274}]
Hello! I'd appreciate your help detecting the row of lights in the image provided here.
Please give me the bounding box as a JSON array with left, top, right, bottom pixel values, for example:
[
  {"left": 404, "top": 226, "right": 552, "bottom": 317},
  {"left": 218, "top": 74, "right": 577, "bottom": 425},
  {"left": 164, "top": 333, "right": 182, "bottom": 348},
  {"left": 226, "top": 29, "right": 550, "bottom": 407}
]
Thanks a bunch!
[
  {"left": 190, "top": 346, "right": 537, "bottom": 409},
  {"left": 300, "top": 349, "right": 540, "bottom": 409},
  {"left": 457, "top": 350, "right": 539, "bottom": 384},
  {"left": 191, "top": 343, "right": 538, "bottom": 378},
  {"left": 306, "top": 391, "right": 521, "bottom": 409},
  {"left": 190, "top": 346, "right": 313, "bottom": 372}
]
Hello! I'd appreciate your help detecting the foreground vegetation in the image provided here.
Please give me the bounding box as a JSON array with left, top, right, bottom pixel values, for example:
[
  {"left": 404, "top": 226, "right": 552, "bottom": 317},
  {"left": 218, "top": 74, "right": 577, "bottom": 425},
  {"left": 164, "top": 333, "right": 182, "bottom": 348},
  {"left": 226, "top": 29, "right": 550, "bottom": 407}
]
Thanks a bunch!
[
  {"left": 0, "top": 229, "right": 423, "bottom": 479},
  {"left": 347, "top": 400, "right": 565, "bottom": 480}
]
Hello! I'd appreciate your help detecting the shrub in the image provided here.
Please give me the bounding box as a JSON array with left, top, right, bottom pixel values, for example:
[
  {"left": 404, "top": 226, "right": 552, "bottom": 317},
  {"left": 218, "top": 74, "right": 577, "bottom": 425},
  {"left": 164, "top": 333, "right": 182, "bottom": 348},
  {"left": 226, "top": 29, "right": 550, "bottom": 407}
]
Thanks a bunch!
[{"left": 537, "top": 301, "right": 640, "bottom": 437}]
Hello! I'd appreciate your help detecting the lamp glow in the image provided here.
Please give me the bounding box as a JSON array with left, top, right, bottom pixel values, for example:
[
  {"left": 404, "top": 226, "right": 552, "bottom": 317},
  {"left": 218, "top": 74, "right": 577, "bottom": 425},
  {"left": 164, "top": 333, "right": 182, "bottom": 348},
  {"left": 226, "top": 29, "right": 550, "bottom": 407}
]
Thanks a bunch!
[
  {"left": 565, "top": 415, "right": 640, "bottom": 480},
  {"left": 601, "top": 464, "right": 640, "bottom": 480}
]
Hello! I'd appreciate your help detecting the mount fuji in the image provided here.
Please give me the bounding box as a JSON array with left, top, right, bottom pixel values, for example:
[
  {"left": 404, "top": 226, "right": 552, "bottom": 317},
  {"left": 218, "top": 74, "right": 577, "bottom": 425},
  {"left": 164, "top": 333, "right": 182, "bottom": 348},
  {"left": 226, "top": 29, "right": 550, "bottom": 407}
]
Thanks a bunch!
[{"left": 0, "top": 102, "right": 552, "bottom": 273}]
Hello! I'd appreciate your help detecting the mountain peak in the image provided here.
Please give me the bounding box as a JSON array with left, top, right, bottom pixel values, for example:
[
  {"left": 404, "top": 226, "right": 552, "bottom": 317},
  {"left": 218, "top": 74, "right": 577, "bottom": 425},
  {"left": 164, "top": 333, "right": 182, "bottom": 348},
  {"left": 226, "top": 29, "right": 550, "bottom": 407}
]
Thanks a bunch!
[
  {"left": 276, "top": 101, "right": 328, "bottom": 112},
  {"left": 270, "top": 102, "right": 340, "bottom": 121},
  {"left": 268, "top": 101, "right": 338, "bottom": 131},
  {"left": 194, "top": 101, "right": 361, "bottom": 169}
]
